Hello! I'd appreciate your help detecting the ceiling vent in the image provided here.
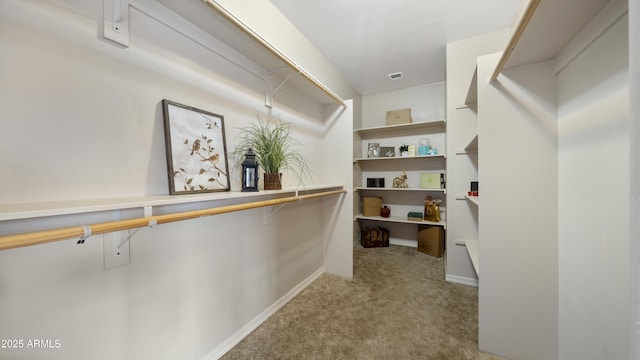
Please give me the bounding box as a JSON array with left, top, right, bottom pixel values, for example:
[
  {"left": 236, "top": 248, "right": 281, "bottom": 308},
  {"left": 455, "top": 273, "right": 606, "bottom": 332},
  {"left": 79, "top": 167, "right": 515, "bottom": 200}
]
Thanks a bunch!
[{"left": 388, "top": 72, "right": 403, "bottom": 80}]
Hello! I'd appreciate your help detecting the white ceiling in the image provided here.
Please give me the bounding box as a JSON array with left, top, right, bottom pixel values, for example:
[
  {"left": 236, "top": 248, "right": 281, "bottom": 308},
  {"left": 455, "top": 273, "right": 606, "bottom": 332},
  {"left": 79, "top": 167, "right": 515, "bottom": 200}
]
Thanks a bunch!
[{"left": 270, "top": 0, "right": 527, "bottom": 95}]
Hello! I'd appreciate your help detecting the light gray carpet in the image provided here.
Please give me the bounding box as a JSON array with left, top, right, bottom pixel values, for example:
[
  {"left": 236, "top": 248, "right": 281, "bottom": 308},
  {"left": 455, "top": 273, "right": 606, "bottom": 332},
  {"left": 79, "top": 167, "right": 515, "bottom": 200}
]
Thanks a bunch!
[{"left": 221, "top": 245, "right": 504, "bottom": 360}]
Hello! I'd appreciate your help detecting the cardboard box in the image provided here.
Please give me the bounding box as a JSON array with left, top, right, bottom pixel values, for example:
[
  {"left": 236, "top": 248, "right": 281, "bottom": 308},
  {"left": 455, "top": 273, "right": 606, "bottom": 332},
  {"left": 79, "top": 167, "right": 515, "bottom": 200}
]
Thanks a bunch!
[
  {"left": 417, "top": 225, "right": 444, "bottom": 258},
  {"left": 386, "top": 108, "right": 412, "bottom": 125},
  {"left": 362, "top": 196, "right": 383, "bottom": 216},
  {"left": 420, "top": 173, "right": 445, "bottom": 189}
]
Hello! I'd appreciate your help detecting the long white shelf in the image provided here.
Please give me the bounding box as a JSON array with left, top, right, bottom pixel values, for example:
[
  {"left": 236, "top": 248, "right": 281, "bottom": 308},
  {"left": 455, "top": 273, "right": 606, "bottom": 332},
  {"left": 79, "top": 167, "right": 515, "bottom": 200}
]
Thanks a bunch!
[
  {"left": 354, "top": 120, "right": 446, "bottom": 136},
  {"left": 491, "top": 0, "right": 610, "bottom": 80},
  {"left": 356, "top": 187, "right": 445, "bottom": 193},
  {"left": 465, "top": 238, "right": 480, "bottom": 276},
  {"left": 355, "top": 214, "right": 445, "bottom": 228},
  {"left": 354, "top": 154, "right": 446, "bottom": 162},
  {"left": 0, "top": 184, "right": 344, "bottom": 221}
]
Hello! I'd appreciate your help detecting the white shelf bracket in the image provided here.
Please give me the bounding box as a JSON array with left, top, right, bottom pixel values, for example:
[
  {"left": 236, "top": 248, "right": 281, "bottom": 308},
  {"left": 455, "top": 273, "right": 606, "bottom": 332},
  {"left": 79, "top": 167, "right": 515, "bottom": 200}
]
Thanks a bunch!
[
  {"left": 103, "top": 0, "right": 130, "bottom": 47},
  {"left": 265, "top": 67, "right": 292, "bottom": 109},
  {"left": 116, "top": 216, "right": 156, "bottom": 250}
]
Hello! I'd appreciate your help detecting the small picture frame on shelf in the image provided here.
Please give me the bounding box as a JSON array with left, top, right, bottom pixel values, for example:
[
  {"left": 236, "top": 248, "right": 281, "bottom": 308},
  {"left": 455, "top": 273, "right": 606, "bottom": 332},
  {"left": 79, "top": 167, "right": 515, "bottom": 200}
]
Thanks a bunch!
[
  {"left": 367, "top": 143, "right": 380, "bottom": 158},
  {"left": 408, "top": 145, "right": 416, "bottom": 157},
  {"left": 162, "top": 99, "right": 231, "bottom": 194},
  {"left": 379, "top": 146, "right": 395, "bottom": 157}
]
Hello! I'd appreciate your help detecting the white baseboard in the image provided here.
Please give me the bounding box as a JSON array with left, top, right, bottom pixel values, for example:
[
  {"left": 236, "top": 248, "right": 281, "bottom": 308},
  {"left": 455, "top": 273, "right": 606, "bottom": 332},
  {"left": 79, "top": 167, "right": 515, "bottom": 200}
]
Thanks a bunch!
[
  {"left": 354, "top": 238, "right": 417, "bottom": 248},
  {"left": 389, "top": 238, "right": 417, "bottom": 248},
  {"left": 446, "top": 274, "right": 479, "bottom": 287},
  {"left": 202, "top": 267, "right": 325, "bottom": 360}
]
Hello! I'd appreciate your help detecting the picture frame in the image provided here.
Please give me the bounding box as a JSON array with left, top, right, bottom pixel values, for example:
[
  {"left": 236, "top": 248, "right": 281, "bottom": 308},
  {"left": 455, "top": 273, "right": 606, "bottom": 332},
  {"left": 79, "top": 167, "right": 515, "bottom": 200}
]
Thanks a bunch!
[
  {"left": 162, "top": 99, "right": 230, "bottom": 194},
  {"left": 379, "top": 146, "right": 396, "bottom": 157},
  {"left": 367, "top": 143, "right": 380, "bottom": 158}
]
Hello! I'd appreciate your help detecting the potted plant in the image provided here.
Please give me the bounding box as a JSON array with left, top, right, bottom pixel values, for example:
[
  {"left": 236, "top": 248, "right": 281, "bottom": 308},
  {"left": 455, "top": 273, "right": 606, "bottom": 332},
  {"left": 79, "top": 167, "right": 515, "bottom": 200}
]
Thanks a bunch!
[
  {"left": 234, "top": 114, "right": 311, "bottom": 190},
  {"left": 399, "top": 144, "right": 409, "bottom": 157}
]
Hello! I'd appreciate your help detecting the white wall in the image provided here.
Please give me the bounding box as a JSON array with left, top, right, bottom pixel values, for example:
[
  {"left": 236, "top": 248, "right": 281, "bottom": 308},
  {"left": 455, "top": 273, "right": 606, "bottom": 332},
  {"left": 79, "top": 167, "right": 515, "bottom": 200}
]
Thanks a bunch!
[
  {"left": 478, "top": 54, "right": 559, "bottom": 360},
  {"left": 0, "top": 0, "right": 351, "bottom": 359},
  {"left": 630, "top": 0, "right": 640, "bottom": 357},
  {"left": 557, "top": 12, "right": 630, "bottom": 360}
]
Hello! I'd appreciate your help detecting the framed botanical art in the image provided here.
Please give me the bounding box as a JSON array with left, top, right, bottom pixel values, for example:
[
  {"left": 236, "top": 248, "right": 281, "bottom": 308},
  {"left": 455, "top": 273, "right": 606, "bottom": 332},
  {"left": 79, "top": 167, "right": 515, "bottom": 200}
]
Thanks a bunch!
[{"left": 162, "top": 99, "right": 230, "bottom": 194}]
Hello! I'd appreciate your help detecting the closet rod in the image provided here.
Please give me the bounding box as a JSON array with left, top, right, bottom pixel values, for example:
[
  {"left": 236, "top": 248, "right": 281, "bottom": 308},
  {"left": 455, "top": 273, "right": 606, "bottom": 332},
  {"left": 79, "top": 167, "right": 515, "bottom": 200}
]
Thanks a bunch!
[
  {"left": 0, "top": 189, "right": 346, "bottom": 251},
  {"left": 489, "top": 0, "right": 541, "bottom": 82},
  {"left": 202, "top": 0, "right": 346, "bottom": 108}
]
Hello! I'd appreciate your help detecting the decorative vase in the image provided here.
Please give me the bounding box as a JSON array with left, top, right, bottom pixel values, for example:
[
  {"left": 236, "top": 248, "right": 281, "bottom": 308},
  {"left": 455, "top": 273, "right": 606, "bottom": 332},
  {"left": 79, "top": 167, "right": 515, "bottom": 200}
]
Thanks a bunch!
[
  {"left": 381, "top": 205, "right": 391, "bottom": 218},
  {"left": 263, "top": 173, "right": 282, "bottom": 190}
]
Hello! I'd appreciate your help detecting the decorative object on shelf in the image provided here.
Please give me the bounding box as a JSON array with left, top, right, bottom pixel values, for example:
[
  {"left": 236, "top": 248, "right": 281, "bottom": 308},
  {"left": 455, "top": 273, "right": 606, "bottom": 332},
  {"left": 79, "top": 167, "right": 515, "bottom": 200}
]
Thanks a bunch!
[
  {"left": 418, "top": 138, "right": 431, "bottom": 156},
  {"left": 241, "top": 148, "right": 259, "bottom": 192},
  {"left": 162, "top": 99, "right": 230, "bottom": 194},
  {"left": 468, "top": 181, "right": 478, "bottom": 196},
  {"left": 392, "top": 171, "right": 408, "bottom": 188},
  {"left": 379, "top": 146, "right": 395, "bottom": 157},
  {"left": 420, "top": 173, "right": 445, "bottom": 189},
  {"left": 366, "top": 178, "right": 385, "bottom": 188},
  {"left": 424, "top": 196, "right": 442, "bottom": 222},
  {"left": 407, "top": 211, "right": 423, "bottom": 221},
  {"left": 399, "top": 144, "right": 409, "bottom": 157},
  {"left": 361, "top": 227, "right": 390, "bottom": 248},
  {"left": 386, "top": 108, "right": 412, "bottom": 125},
  {"left": 367, "top": 143, "right": 380, "bottom": 158},
  {"left": 381, "top": 205, "right": 391, "bottom": 218},
  {"left": 234, "top": 113, "right": 310, "bottom": 190},
  {"left": 362, "top": 196, "right": 383, "bottom": 216},
  {"left": 417, "top": 225, "right": 444, "bottom": 257},
  {"left": 408, "top": 145, "right": 416, "bottom": 157}
]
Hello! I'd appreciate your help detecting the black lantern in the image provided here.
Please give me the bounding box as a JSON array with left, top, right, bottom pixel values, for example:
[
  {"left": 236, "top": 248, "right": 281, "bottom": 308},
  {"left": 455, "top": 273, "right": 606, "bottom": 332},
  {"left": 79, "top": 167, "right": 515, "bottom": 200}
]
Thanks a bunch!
[{"left": 241, "top": 148, "right": 259, "bottom": 192}]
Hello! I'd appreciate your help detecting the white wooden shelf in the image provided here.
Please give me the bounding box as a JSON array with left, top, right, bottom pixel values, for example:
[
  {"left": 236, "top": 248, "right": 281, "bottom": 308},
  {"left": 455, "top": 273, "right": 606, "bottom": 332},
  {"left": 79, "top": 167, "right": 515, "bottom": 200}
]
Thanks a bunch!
[
  {"left": 464, "top": 66, "right": 478, "bottom": 106},
  {"left": 464, "top": 134, "right": 478, "bottom": 152},
  {"left": 356, "top": 187, "right": 445, "bottom": 193},
  {"left": 465, "top": 238, "right": 479, "bottom": 276},
  {"left": 491, "top": 0, "right": 610, "bottom": 80},
  {"left": 163, "top": 0, "right": 344, "bottom": 107},
  {"left": 355, "top": 214, "right": 445, "bottom": 228},
  {"left": 465, "top": 194, "right": 479, "bottom": 207},
  {"left": 354, "top": 120, "right": 446, "bottom": 136},
  {"left": 0, "top": 184, "right": 344, "bottom": 222},
  {"left": 354, "top": 154, "right": 446, "bottom": 162}
]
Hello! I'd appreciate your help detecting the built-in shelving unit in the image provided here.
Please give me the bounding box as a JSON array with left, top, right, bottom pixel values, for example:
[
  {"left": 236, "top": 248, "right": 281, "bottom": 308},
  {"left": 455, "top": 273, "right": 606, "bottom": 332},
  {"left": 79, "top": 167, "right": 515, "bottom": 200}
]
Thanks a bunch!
[{"left": 354, "top": 121, "right": 447, "bottom": 237}]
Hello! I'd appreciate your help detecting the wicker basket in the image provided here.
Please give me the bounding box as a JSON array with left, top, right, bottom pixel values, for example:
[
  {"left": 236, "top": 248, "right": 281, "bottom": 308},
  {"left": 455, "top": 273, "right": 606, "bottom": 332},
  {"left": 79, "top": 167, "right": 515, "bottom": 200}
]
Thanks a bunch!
[
  {"left": 361, "top": 227, "right": 389, "bottom": 248},
  {"left": 263, "top": 173, "right": 282, "bottom": 190}
]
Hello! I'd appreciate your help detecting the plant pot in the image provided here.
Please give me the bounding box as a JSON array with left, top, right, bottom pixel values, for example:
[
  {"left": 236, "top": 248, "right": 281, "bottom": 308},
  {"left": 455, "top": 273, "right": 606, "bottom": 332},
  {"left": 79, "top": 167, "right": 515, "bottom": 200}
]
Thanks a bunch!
[{"left": 263, "top": 173, "right": 282, "bottom": 190}]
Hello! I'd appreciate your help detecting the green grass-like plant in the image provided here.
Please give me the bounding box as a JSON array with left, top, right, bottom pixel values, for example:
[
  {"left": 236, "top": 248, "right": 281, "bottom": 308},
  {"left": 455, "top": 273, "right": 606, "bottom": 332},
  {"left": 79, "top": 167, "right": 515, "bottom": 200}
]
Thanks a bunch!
[{"left": 234, "top": 114, "right": 311, "bottom": 185}]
